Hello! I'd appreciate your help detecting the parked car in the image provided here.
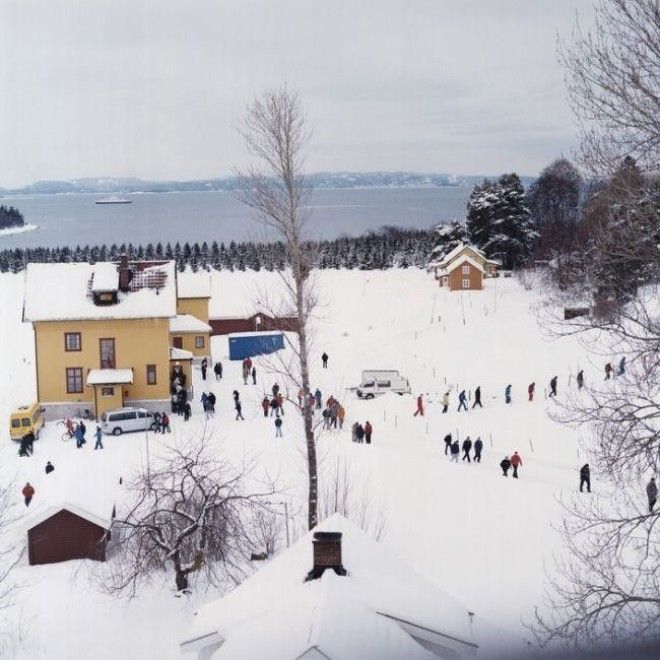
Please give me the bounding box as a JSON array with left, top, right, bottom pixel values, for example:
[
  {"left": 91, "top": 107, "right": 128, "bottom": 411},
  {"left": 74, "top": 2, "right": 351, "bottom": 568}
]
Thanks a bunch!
[
  {"left": 101, "top": 408, "right": 158, "bottom": 435},
  {"left": 9, "top": 402, "right": 45, "bottom": 441},
  {"left": 354, "top": 370, "right": 411, "bottom": 399}
]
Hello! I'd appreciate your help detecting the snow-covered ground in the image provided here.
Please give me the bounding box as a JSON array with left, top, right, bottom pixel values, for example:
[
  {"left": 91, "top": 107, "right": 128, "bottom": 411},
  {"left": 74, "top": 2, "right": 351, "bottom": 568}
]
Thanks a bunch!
[
  {"left": 0, "top": 223, "right": 38, "bottom": 237},
  {"left": 0, "top": 268, "right": 605, "bottom": 658}
]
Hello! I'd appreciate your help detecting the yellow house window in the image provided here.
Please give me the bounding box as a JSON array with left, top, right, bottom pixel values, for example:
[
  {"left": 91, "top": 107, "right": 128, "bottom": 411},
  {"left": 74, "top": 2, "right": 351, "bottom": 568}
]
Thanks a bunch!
[
  {"left": 146, "top": 364, "right": 157, "bottom": 385},
  {"left": 195, "top": 336, "right": 205, "bottom": 349},
  {"left": 64, "top": 332, "right": 81, "bottom": 351},
  {"left": 101, "top": 386, "right": 114, "bottom": 396},
  {"left": 66, "top": 367, "right": 83, "bottom": 393}
]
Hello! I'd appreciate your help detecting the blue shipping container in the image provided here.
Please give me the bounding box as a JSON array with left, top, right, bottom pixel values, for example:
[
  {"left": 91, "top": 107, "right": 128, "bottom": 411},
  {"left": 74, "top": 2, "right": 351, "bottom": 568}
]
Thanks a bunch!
[{"left": 228, "top": 332, "right": 285, "bottom": 361}]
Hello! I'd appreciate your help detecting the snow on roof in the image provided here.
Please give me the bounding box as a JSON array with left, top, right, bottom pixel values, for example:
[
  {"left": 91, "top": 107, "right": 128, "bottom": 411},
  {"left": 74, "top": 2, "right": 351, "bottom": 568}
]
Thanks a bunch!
[
  {"left": 23, "top": 261, "right": 177, "bottom": 322},
  {"left": 170, "top": 346, "right": 193, "bottom": 360},
  {"left": 182, "top": 514, "right": 501, "bottom": 660},
  {"left": 177, "top": 270, "right": 212, "bottom": 299},
  {"left": 227, "top": 330, "right": 284, "bottom": 339},
  {"left": 169, "top": 314, "right": 212, "bottom": 333},
  {"left": 23, "top": 468, "right": 119, "bottom": 533},
  {"left": 438, "top": 243, "right": 488, "bottom": 268},
  {"left": 91, "top": 262, "right": 119, "bottom": 292},
  {"left": 87, "top": 368, "right": 134, "bottom": 385},
  {"left": 446, "top": 255, "right": 485, "bottom": 273}
]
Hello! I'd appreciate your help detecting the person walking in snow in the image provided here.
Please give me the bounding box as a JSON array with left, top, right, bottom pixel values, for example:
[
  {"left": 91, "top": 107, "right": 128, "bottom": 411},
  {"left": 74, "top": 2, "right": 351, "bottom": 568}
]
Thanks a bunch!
[
  {"left": 207, "top": 393, "right": 216, "bottom": 415},
  {"left": 604, "top": 362, "right": 613, "bottom": 380},
  {"left": 74, "top": 423, "right": 85, "bottom": 449},
  {"left": 235, "top": 400, "right": 244, "bottom": 421},
  {"left": 201, "top": 357, "right": 208, "bottom": 381},
  {"left": 364, "top": 421, "right": 373, "bottom": 444},
  {"left": 500, "top": 456, "right": 511, "bottom": 477},
  {"left": 233, "top": 390, "right": 240, "bottom": 404},
  {"left": 457, "top": 390, "right": 468, "bottom": 412},
  {"left": 160, "top": 412, "right": 171, "bottom": 433},
  {"left": 442, "top": 391, "right": 449, "bottom": 413},
  {"left": 505, "top": 384, "right": 512, "bottom": 404},
  {"left": 528, "top": 382, "right": 535, "bottom": 402},
  {"left": 450, "top": 440, "right": 460, "bottom": 462},
  {"left": 510, "top": 451, "right": 523, "bottom": 478},
  {"left": 549, "top": 376, "right": 558, "bottom": 398},
  {"left": 443, "top": 433, "right": 452, "bottom": 455},
  {"left": 618, "top": 356, "right": 626, "bottom": 376},
  {"left": 242, "top": 362, "right": 249, "bottom": 385},
  {"left": 22, "top": 482, "right": 35, "bottom": 507},
  {"left": 183, "top": 401, "right": 191, "bottom": 421},
  {"left": 577, "top": 370, "right": 584, "bottom": 390},
  {"left": 79, "top": 420, "right": 87, "bottom": 444},
  {"left": 351, "top": 422, "right": 359, "bottom": 443},
  {"left": 472, "top": 386, "right": 483, "bottom": 409},
  {"left": 462, "top": 436, "right": 472, "bottom": 462},
  {"left": 356, "top": 424, "right": 365, "bottom": 444},
  {"left": 647, "top": 477, "right": 658, "bottom": 512},
  {"left": 579, "top": 463, "right": 591, "bottom": 493},
  {"left": 337, "top": 404, "right": 345, "bottom": 430},
  {"left": 322, "top": 408, "right": 330, "bottom": 429},
  {"left": 474, "top": 437, "right": 483, "bottom": 462},
  {"left": 252, "top": 366, "right": 257, "bottom": 385},
  {"left": 275, "top": 416, "right": 283, "bottom": 438},
  {"left": 270, "top": 397, "right": 279, "bottom": 417},
  {"left": 214, "top": 361, "right": 223, "bottom": 380},
  {"left": 314, "top": 388, "right": 322, "bottom": 410},
  {"left": 272, "top": 383, "right": 280, "bottom": 397},
  {"left": 94, "top": 425, "right": 104, "bottom": 450},
  {"left": 45, "top": 461, "right": 55, "bottom": 475},
  {"left": 276, "top": 392, "right": 285, "bottom": 416},
  {"left": 414, "top": 394, "right": 425, "bottom": 417},
  {"left": 321, "top": 352, "right": 329, "bottom": 369},
  {"left": 261, "top": 397, "right": 270, "bottom": 418},
  {"left": 201, "top": 392, "right": 208, "bottom": 409}
]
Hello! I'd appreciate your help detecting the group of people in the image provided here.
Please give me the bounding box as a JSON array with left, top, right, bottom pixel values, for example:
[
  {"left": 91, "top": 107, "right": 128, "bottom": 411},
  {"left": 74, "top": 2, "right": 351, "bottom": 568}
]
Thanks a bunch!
[
  {"left": 321, "top": 395, "right": 346, "bottom": 430},
  {"left": 200, "top": 392, "right": 217, "bottom": 419},
  {"left": 351, "top": 420, "right": 373, "bottom": 444},
  {"left": 152, "top": 411, "right": 172, "bottom": 433},
  {"left": 62, "top": 418, "right": 104, "bottom": 450},
  {"left": 443, "top": 433, "right": 484, "bottom": 463}
]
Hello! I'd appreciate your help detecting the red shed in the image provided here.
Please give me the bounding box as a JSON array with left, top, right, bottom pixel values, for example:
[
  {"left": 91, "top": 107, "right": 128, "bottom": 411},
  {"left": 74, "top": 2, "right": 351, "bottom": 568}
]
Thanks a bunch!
[{"left": 27, "top": 504, "right": 113, "bottom": 566}]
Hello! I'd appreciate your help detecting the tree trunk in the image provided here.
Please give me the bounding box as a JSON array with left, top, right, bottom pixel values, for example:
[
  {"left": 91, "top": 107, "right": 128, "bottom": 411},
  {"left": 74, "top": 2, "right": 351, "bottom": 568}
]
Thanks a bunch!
[{"left": 175, "top": 569, "right": 188, "bottom": 592}]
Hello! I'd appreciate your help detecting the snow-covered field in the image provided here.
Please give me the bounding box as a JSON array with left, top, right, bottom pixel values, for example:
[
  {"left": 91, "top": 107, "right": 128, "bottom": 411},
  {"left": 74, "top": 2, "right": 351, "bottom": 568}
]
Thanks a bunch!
[{"left": 0, "top": 268, "right": 603, "bottom": 658}]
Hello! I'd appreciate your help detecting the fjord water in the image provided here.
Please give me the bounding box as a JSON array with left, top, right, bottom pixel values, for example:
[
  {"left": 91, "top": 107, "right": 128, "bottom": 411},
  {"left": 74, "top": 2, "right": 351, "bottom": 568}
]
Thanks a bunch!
[{"left": 0, "top": 187, "right": 469, "bottom": 249}]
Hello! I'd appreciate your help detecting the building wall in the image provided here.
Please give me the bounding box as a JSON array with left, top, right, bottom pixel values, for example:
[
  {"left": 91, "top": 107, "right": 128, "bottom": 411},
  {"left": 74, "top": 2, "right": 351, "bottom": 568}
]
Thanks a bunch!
[
  {"left": 176, "top": 298, "right": 210, "bottom": 324},
  {"left": 34, "top": 318, "right": 171, "bottom": 406},
  {"left": 28, "top": 510, "right": 107, "bottom": 565},
  {"left": 170, "top": 331, "right": 210, "bottom": 357},
  {"left": 209, "top": 315, "right": 298, "bottom": 336},
  {"left": 448, "top": 260, "right": 483, "bottom": 291}
]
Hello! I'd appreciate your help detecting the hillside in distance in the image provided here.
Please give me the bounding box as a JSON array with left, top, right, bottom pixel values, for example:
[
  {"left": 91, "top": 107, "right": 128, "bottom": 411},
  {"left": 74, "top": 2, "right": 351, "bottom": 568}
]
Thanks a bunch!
[{"left": 0, "top": 172, "right": 535, "bottom": 195}]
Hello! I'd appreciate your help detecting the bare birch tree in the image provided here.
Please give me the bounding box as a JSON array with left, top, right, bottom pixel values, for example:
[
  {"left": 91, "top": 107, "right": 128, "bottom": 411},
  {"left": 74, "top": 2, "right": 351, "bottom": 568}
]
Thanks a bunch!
[
  {"left": 236, "top": 87, "right": 320, "bottom": 529},
  {"left": 560, "top": 0, "right": 660, "bottom": 175}
]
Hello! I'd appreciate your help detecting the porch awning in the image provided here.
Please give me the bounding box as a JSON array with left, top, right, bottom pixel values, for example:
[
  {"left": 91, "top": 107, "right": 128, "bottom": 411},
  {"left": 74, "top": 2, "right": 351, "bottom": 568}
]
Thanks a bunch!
[
  {"left": 87, "top": 368, "right": 134, "bottom": 386},
  {"left": 170, "top": 346, "right": 194, "bottom": 361}
]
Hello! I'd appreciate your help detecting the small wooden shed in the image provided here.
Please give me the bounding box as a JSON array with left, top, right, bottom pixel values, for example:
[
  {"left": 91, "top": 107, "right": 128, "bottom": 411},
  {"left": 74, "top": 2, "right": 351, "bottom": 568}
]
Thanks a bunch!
[{"left": 27, "top": 504, "right": 113, "bottom": 566}]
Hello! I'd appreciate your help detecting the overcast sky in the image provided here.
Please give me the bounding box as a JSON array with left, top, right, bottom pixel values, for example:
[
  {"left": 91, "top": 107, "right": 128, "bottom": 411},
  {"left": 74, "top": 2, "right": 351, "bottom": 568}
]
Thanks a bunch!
[{"left": 0, "top": 0, "right": 593, "bottom": 187}]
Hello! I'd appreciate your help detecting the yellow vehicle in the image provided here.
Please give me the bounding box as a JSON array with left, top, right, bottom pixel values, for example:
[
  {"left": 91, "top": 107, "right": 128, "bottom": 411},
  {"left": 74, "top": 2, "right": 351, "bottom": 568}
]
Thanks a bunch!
[{"left": 9, "top": 403, "right": 44, "bottom": 442}]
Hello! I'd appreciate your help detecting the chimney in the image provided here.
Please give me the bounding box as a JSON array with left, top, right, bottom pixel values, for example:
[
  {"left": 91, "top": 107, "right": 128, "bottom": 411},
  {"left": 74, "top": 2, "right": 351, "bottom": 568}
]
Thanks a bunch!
[
  {"left": 118, "top": 255, "right": 132, "bottom": 292},
  {"left": 306, "top": 531, "right": 346, "bottom": 581}
]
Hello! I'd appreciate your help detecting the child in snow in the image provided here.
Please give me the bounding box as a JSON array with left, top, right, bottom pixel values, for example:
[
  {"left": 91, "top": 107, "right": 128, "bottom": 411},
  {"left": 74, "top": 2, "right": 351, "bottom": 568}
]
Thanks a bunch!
[
  {"left": 45, "top": 461, "right": 54, "bottom": 475},
  {"left": 500, "top": 457, "right": 511, "bottom": 477}
]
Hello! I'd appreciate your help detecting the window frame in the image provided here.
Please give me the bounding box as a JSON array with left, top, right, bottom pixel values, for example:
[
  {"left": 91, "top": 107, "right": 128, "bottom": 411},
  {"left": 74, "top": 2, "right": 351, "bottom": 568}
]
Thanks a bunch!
[
  {"left": 100, "top": 386, "right": 115, "bottom": 397},
  {"left": 64, "top": 332, "right": 82, "bottom": 352},
  {"left": 146, "top": 364, "right": 157, "bottom": 385},
  {"left": 99, "top": 338, "right": 116, "bottom": 369},
  {"left": 462, "top": 278, "right": 470, "bottom": 289},
  {"left": 461, "top": 264, "right": 470, "bottom": 275},
  {"left": 66, "top": 367, "right": 84, "bottom": 393},
  {"left": 195, "top": 335, "right": 205, "bottom": 349}
]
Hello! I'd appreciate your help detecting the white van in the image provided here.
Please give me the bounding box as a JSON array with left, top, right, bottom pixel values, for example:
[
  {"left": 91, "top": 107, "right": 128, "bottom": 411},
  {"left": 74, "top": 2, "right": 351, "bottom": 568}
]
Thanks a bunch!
[
  {"left": 355, "top": 370, "right": 411, "bottom": 399},
  {"left": 101, "top": 408, "right": 158, "bottom": 435}
]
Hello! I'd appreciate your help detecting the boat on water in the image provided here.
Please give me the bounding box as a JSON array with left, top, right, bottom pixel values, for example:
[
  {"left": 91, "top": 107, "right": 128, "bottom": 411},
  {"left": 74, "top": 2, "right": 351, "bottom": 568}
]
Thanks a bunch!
[{"left": 95, "top": 196, "right": 132, "bottom": 205}]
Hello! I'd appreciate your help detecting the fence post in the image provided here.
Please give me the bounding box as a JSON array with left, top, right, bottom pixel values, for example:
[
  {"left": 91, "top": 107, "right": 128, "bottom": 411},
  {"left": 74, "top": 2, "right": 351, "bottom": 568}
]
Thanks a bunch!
[
  {"left": 529, "top": 439, "right": 534, "bottom": 453},
  {"left": 425, "top": 421, "right": 428, "bottom": 435},
  {"left": 395, "top": 415, "right": 398, "bottom": 428},
  {"left": 489, "top": 433, "right": 493, "bottom": 448}
]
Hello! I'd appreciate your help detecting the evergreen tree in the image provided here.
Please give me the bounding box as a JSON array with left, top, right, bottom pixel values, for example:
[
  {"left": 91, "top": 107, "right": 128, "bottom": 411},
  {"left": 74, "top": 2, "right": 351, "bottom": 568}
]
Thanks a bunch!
[
  {"left": 466, "top": 179, "right": 497, "bottom": 249},
  {"left": 429, "top": 219, "right": 467, "bottom": 264}
]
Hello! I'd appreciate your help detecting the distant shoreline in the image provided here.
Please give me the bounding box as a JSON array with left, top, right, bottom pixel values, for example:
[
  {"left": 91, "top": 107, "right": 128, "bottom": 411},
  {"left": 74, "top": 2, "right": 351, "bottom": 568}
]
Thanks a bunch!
[{"left": 0, "top": 223, "right": 38, "bottom": 237}]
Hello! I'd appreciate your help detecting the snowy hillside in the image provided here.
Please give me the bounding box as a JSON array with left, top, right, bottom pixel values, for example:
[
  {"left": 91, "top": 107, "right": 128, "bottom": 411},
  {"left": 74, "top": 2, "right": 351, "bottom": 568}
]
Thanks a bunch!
[{"left": 0, "top": 268, "right": 604, "bottom": 658}]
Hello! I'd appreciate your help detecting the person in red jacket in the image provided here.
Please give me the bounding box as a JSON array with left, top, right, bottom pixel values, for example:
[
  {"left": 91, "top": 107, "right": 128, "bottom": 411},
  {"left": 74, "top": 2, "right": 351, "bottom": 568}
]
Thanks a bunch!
[
  {"left": 414, "top": 394, "right": 424, "bottom": 417},
  {"left": 528, "top": 382, "right": 535, "bottom": 402},
  {"left": 261, "top": 396, "right": 270, "bottom": 418},
  {"left": 510, "top": 451, "right": 523, "bottom": 478},
  {"left": 22, "top": 482, "right": 35, "bottom": 507},
  {"left": 364, "top": 421, "right": 373, "bottom": 444}
]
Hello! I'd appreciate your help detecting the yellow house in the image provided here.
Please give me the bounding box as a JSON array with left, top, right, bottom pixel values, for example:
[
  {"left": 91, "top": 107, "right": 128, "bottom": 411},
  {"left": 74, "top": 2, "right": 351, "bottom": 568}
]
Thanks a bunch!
[
  {"left": 170, "top": 314, "right": 212, "bottom": 358},
  {"left": 176, "top": 271, "right": 211, "bottom": 323},
  {"left": 23, "top": 259, "right": 181, "bottom": 420}
]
